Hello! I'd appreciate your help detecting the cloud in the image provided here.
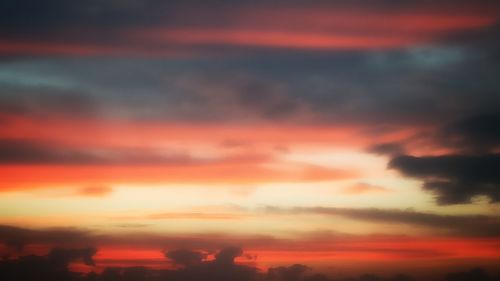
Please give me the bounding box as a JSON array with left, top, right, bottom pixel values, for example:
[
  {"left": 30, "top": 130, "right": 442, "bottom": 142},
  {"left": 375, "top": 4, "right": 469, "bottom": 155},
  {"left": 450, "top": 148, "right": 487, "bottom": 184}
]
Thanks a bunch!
[
  {"left": 341, "top": 183, "right": 392, "bottom": 195},
  {"left": 0, "top": 0, "right": 499, "bottom": 56},
  {"left": 382, "top": 114, "right": 500, "bottom": 205},
  {"left": 389, "top": 154, "right": 500, "bottom": 205},
  {"left": 0, "top": 139, "right": 356, "bottom": 191},
  {"left": 163, "top": 247, "right": 257, "bottom": 281},
  {"left": 147, "top": 212, "right": 242, "bottom": 220},
  {"left": 0, "top": 86, "right": 98, "bottom": 118},
  {"left": 0, "top": 225, "right": 93, "bottom": 251},
  {"left": 367, "top": 142, "right": 406, "bottom": 157},
  {"left": 2, "top": 244, "right": 497, "bottom": 281},
  {"left": 263, "top": 206, "right": 500, "bottom": 236},
  {"left": 2, "top": 224, "right": 500, "bottom": 269},
  {"left": 77, "top": 185, "right": 113, "bottom": 197},
  {"left": 267, "top": 264, "right": 310, "bottom": 281},
  {"left": 0, "top": 138, "right": 268, "bottom": 166},
  {"left": 1, "top": 27, "right": 499, "bottom": 127},
  {"left": 165, "top": 249, "right": 206, "bottom": 267},
  {"left": 445, "top": 268, "right": 492, "bottom": 281},
  {"left": 48, "top": 247, "right": 97, "bottom": 268},
  {"left": 215, "top": 246, "right": 243, "bottom": 265},
  {"left": 0, "top": 139, "right": 182, "bottom": 165},
  {"left": 439, "top": 113, "right": 500, "bottom": 153}
]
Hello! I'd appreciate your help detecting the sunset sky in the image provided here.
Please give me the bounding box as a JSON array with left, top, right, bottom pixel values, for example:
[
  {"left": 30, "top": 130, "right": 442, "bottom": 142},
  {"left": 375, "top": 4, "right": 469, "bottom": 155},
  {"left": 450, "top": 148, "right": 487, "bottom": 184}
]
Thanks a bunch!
[{"left": 1, "top": 0, "right": 500, "bottom": 280}]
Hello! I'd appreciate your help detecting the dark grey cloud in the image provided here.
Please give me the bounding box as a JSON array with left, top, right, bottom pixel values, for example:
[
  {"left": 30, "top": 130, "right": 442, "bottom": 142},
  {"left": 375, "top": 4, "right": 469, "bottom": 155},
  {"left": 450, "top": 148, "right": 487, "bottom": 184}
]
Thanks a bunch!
[
  {"left": 2, "top": 0, "right": 498, "bottom": 32},
  {"left": 389, "top": 154, "right": 500, "bottom": 205},
  {"left": 0, "top": 86, "right": 98, "bottom": 118},
  {"left": 0, "top": 139, "right": 106, "bottom": 165},
  {"left": 1, "top": 43, "right": 498, "bottom": 126},
  {"left": 367, "top": 142, "right": 406, "bottom": 157},
  {"left": 374, "top": 113, "right": 500, "bottom": 205},
  {"left": 2, "top": 12, "right": 500, "bottom": 126},
  {"left": 0, "top": 139, "right": 240, "bottom": 165},
  {"left": 439, "top": 113, "right": 500, "bottom": 153}
]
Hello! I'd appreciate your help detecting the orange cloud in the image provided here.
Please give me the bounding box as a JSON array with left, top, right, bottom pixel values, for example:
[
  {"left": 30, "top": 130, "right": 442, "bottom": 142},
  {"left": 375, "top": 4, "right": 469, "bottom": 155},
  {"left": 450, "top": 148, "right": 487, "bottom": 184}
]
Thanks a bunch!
[
  {"left": 0, "top": 116, "right": 423, "bottom": 149},
  {"left": 136, "top": 28, "right": 424, "bottom": 50},
  {"left": 0, "top": 163, "right": 354, "bottom": 192},
  {"left": 77, "top": 186, "right": 114, "bottom": 197},
  {"left": 341, "top": 183, "right": 391, "bottom": 195},
  {"left": 147, "top": 212, "right": 242, "bottom": 220}
]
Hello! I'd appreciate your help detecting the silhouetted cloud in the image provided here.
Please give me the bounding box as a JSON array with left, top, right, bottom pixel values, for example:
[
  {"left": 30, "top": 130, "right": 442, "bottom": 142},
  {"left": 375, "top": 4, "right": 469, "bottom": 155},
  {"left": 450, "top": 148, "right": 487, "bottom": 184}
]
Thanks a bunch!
[
  {"left": 163, "top": 247, "right": 258, "bottom": 281},
  {"left": 165, "top": 249, "right": 205, "bottom": 267},
  {"left": 3, "top": 246, "right": 497, "bottom": 281},
  {"left": 389, "top": 154, "right": 500, "bottom": 204},
  {"left": 268, "top": 264, "right": 310, "bottom": 281},
  {"left": 384, "top": 113, "right": 500, "bottom": 205},
  {"left": 214, "top": 246, "right": 243, "bottom": 265},
  {"left": 0, "top": 246, "right": 97, "bottom": 281},
  {"left": 445, "top": 268, "right": 492, "bottom": 281},
  {"left": 0, "top": 225, "right": 93, "bottom": 252},
  {"left": 439, "top": 113, "right": 500, "bottom": 153},
  {"left": 48, "top": 247, "right": 97, "bottom": 268}
]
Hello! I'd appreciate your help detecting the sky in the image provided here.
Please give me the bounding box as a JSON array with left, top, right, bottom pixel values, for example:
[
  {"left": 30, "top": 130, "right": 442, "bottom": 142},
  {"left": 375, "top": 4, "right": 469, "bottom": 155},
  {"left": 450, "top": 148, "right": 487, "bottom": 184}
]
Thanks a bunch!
[{"left": 0, "top": 0, "right": 500, "bottom": 280}]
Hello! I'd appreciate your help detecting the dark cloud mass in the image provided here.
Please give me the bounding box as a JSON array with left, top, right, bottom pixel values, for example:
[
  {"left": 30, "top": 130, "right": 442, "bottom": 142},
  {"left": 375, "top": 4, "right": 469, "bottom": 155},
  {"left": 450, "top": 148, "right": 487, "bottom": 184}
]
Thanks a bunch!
[
  {"left": 0, "top": 245, "right": 498, "bottom": 281},
  {"left": 268, "top": 264, "right": 310, "bottom": 281},
  {"left": 165, "top": 249, "right": 205, "bottom": 267},
  {"left": 389, "top": 154, "right": 500, "bottom": 204},
  {"left": 1, "top": 225, "right": 500, "bottom": 280},
  {"left": 439, "top": 113, "right": 500, "bottom": 153},
  {"left": 387, "top": 113, "right": 500, "bottom": 205}
]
